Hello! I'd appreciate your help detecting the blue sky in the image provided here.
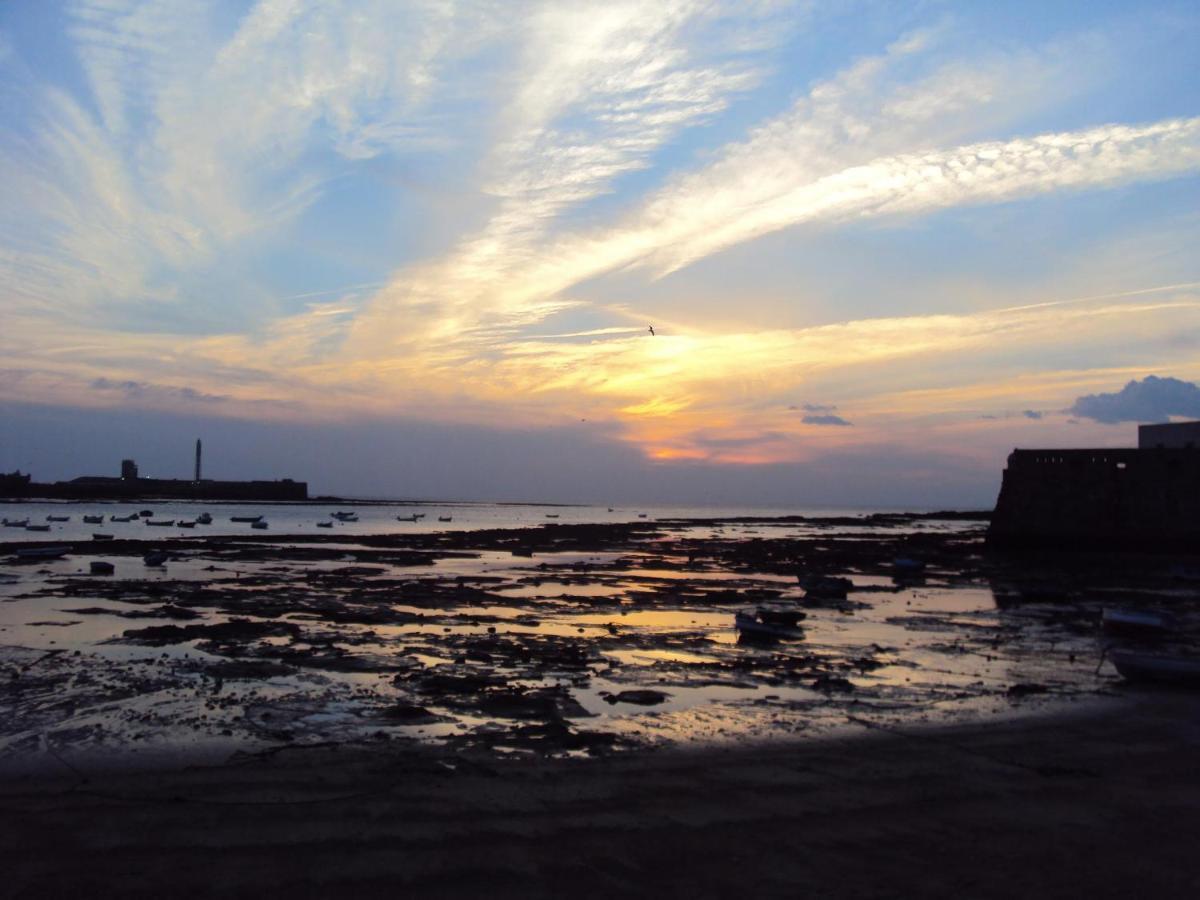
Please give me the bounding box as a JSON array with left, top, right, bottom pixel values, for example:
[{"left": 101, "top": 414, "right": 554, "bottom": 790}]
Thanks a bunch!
[{"left": 1, "top": 1, "right": 1199, "bottom": 505}]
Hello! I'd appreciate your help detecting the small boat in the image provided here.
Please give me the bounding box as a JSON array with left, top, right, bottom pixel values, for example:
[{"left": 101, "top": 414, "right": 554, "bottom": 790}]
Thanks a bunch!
[
  {"left": 1102, "top": 608, "right": 1178, "bottom": 638},
  {"left": 25, "top": 523, "right": 51, "bottom": 532},
  {"left": 1110, "top": 648, "right": 1200, "bottom": 686},
  {"left": 195, "top": 513, "right": 213, "bottom": 525},
  {"left": 799, "top": 574, "right": 852, "bottom": 601},
  {"left": 46, "top": 515, "right": 70, "bottom": 522},
  {"left": 177, "top": 520, "right": 196, "bottom": 528},
  {"left": 92, "top": 533, "right": 114, "bottom": 540},
  {"left": 893, "top": 557, "right": 926, "bottom": 574},
  {"left": 90, "top": 561, "right": 115, "bottom": 575},
  {"left": 3, "top": 519, "right": 29, "bottom": 528},
  {"left": 397, "top": 514, "right": 419, "bottom": 522},
  {"left": 138, "top": 510, "right": 153, "bottom": 517},
  {"left": 316, "top": 521, "right": 333, "bottom": 528},
  {"left": 231, "top": 515, "right": 263, "bottom": 523},
  {"left": 607, "top": 507, "right": 614, "bottom": 512},
  {"left": 331, "top": 511, "right": 357, "bottom": 521},
  {"left": 145, "top": 519, "right": 175, "bottom": 527},
  {"left": 438, "top": 516, "right": 453, "bottom": 522},
  {"left": 143, "top": 550, "right": 168, "bottom": 566},
  {"left": 545, "top": 514, "right": 559, "bottom": 519},
  {"left": 414, "top": 513, "right": 426, "bottom": 519},
  {"left": 735, "top": 607, "right": 805, "bottom": 640},
  {"left": 756, "top": 604, "right": 807, "bottom": 628},
  {"left": 637, "top": 513, "right": 647, "bottom": 518},
  {"left": 83, "top": 515, "right": 105, "bottom": 524},
  {"left": 15, "top": 546, "right": 70, "bottom": 560},
  {"left": 251, "top": 520, "right": 269, "bottom": 530},
  {"left": 110, "top": 513, "right": 138, "bottom": 522}
]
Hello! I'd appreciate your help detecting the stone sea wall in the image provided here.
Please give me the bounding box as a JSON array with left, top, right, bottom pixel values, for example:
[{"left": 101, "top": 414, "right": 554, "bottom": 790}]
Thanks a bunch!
[{"left": 987, "top": 447, "right": 1200, "bottom": 550}]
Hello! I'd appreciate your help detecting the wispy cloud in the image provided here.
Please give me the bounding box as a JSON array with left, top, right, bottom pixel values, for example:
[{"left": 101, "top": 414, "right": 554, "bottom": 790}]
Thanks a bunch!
[{"left": 3, "top": 3, "right": 1200, "bottom": 477}]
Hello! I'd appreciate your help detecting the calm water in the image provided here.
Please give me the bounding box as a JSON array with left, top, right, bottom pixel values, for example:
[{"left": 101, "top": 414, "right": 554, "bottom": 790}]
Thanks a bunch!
[{"left": 0, "top": 499, "right": 947, "bottom": 543}]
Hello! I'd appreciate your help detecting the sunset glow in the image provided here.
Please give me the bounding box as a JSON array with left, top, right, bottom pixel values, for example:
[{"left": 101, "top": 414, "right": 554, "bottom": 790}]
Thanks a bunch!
[{"left": 2, "top": 2, "right": 1199, "bottom": 504}]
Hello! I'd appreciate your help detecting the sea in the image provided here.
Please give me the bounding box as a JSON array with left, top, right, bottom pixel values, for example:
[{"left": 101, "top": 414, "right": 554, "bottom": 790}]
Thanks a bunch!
[{"left": 0, "top": 498, "right": 939, "bottom": 543}]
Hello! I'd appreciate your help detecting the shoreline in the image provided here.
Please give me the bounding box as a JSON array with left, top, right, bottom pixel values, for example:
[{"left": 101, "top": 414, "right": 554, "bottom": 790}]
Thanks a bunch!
[{"left": 2, "top": 691, "right": 1197, "bottom": 897}]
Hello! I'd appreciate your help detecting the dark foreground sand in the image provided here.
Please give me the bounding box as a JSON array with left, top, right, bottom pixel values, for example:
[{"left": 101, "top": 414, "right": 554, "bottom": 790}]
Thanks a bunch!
[{"left": 2, "top": 694, "right": 1199, "bottom": 899}]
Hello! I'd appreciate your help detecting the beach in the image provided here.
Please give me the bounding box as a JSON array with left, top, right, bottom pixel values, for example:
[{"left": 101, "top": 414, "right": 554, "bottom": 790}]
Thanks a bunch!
[
  {"left": 2, "top": 692, "right": 1199, "bottom": 898},
  {"left": 2, "top": 508, "right": 1199, "bottom": 896}
]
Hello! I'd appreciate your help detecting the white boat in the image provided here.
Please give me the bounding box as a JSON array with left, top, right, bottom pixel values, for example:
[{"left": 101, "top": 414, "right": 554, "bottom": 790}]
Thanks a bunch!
[
  {"left": 1110, "top": 648, "right": 1200, "bottom": 685},
  {"left": 735, "top": 607, "right": 805, "bottom": 640},
  {"left": 1102, "top": 607, "right": 1178, "bottom": 638}
]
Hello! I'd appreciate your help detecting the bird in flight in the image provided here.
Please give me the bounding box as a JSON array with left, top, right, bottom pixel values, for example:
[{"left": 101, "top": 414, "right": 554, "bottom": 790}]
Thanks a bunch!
[{"left": 648, "top": 324, "right": 655, "bottom": 336}]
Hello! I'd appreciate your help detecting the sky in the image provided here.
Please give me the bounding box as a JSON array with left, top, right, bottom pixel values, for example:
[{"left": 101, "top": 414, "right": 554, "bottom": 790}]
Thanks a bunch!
[{"left": 1, "top": 0, "right": 1199, "bottom": 508}]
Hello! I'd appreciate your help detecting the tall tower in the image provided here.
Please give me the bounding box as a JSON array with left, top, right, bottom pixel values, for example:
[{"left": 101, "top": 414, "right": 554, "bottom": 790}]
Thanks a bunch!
[{"left": 194, "top": 439, "right": 202, "bottom": 482}]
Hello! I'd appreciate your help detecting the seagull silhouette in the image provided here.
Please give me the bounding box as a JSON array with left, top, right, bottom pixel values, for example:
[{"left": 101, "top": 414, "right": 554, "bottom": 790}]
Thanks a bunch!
[{"left": 648, "top": 324, "right": 655, "bottom": 336}]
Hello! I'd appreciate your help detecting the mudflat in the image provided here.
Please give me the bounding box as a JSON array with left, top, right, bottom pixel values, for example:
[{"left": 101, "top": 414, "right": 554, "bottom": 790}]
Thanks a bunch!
[{"left": 2, "top": 692, "right": 1198, "bottom": 899}]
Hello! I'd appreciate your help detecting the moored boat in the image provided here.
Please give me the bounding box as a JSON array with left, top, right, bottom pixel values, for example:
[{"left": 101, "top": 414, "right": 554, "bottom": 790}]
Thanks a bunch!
[
  {"left": 893, "top": 557, "right": 926, "bottom": 576},
  {"left": 177, "top": 520, "right": 196, "bottom": 528},
  {"left": 90, "top": 561, "right": 115, "bottom": 575},
  {"left": 231, "top": 515, "right": 263, "bottom": 523},
  {"left": 15, "top": 546, "right": 69, "bottom": 560},
  {"left": 1110, "top": 648, "right": 1200, "bottom": 686},
  {"left": 195, "top": 513, "right": 213, "bottom": 525},
  {"left": 83, "top": 515, "right": 104, "bottom": 524},
  {"left": 735, "top": 607, "right": 805, "bottom": 640},
  {"left": 251, "top": 520, "right": 269, "bottom": 529},
  {"left": 145, "top": 519, "right": 175, "bottom": 527},
  {"left": 143, "top": 550, "right": 168, "bottom": 566},
  {"left": 92, "top": 533, "right": 114, "bottom": 540},
  {"left": 46, "top": 515, "right": 70, "bottom": 522},
  {"left": 316, "top": 521, "right": 333, "bottom": 528},
  {"left": 25, "top": 523, "right": 51, "bottom": 532},
  {"left": 1102, "top": 607, "right": 1178, "bottom": 638},
  {"left": 438, "top": 516, "right": 453, "bottom": 522},
  {"left": 110, "top": 513, "right": 138, "bottom": 522}
]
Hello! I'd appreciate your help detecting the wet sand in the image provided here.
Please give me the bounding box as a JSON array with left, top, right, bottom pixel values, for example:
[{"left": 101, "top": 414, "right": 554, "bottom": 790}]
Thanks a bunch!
[{"left": 2, "top": 691, "right": 1198, "bottom": 898}]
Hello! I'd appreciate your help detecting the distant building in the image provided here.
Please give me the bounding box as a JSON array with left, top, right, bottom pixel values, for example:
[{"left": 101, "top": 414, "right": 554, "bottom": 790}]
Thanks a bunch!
[
  {"left": 1139, "top": 421, "right": 1200, "bottom": 449},
  {"left": 0, "top": 449, "right": 307, "bottom": 501},
  {"left": 988, "top": 421, "right": 1200, "bottom": 550}
]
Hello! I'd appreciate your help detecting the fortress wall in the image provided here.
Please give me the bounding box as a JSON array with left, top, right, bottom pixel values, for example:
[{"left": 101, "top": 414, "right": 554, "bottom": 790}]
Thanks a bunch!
[{"left": 987, "top": 448, "right": 1200, "bottom": 549}]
